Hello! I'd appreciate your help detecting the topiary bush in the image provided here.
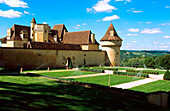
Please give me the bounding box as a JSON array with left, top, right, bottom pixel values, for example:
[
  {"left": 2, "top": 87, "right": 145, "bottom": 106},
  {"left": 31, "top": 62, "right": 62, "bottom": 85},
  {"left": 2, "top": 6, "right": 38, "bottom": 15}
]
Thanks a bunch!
[{"left": 163, "top": 70, "right": 170, "bottom": 80}]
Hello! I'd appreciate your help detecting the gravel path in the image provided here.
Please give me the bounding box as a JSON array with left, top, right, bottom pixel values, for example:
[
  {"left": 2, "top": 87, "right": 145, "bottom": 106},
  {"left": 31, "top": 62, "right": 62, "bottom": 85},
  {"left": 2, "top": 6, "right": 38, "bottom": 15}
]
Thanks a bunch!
[{"left": 111, "top": 78, "right": 158, "bottom": 89}]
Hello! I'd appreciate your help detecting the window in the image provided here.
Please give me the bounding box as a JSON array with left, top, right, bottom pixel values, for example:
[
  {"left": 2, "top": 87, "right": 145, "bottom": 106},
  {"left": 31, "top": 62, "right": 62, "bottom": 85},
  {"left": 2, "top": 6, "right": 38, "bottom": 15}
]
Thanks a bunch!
[
  {"left": 45, "top": 30, "right": 47, "bottom": 33},
  {"left": 32, "top": 34, "right": 33, "bottom": 36},
  {"left": 117, "top": 53, "right": 119, "bottom": 55}
]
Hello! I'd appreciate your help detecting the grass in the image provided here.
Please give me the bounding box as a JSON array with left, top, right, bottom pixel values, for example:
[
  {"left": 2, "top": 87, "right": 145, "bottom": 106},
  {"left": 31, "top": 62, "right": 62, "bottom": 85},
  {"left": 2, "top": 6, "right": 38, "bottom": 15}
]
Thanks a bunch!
[
  {"left": 23, "top": 68, "right": 65, "bottom": 73},
  {"left": 71, "top": 75, "right": 144, "bottom": 86},
  {"left": 129, "top": 80, "right": 170, "bottom": 93},
  {"left": 37, "top": 71, "right": 97, "bottom": 78},
  {"left": 0, "top": 75, "right": 167, "bottom": 111}
]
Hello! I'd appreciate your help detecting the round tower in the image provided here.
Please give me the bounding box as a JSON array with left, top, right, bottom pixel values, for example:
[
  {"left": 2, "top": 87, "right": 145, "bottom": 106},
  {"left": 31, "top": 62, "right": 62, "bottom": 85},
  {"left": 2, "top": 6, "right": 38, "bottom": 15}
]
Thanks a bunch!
[
  {"left": 31, "top": 17, "right": 36, "bottom": 41},
  {"left": 100, "top": 23, "right": 122, "bottom": 66}
]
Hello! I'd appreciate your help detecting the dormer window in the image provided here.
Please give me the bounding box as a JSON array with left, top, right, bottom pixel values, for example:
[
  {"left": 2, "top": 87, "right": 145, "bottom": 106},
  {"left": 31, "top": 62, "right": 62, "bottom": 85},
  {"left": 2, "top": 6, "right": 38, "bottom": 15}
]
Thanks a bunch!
[
  {"left": 110, "top": 30, "right": 114, "bottom": 37},
  {"left": 20, "top": 30, "right": 28, "bottom": 40}
]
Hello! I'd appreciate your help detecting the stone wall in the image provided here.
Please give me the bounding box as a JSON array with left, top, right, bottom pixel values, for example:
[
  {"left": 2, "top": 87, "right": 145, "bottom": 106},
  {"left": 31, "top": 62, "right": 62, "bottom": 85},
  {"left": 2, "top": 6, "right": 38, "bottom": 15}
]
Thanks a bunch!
[{"left": 0, "top": 48, "right": 107, "bottom": 69}]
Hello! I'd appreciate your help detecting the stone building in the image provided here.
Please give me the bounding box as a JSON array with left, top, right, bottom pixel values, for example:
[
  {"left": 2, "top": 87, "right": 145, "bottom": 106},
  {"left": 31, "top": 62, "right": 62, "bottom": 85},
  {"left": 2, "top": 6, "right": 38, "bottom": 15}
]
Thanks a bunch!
[{"left": 0, "top": 18, "right": 122, "bottom": 69}]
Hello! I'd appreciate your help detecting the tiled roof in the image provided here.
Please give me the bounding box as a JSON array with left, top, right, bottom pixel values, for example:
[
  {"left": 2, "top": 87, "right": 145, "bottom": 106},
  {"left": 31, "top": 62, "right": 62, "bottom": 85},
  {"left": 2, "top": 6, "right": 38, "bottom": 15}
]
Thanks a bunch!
[
  {"left": 30, "top": 42, "right": 82, "bottom": 50},
  {"left": 0, "top": 37, "right": 7, "bottom": 43},
  {"left": 100, "top": 23, "right": 122, "bottom": 41},
  {"left": 31, "top": 17, "right": 36, "bottom": 23},
  {"left": 52, "top": 24, "right": 68, "bottom": 40},
  {"left": 63, "top": 30, "right": 99, "bottom": 45},
  {"left": 10, "top": 24, "right": 31, "bottom": 41}
]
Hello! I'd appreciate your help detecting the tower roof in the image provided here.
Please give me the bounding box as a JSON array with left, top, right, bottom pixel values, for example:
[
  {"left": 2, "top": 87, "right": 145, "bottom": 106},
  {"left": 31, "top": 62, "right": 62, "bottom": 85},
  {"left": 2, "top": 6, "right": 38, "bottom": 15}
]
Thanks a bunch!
[
  {"left": 31, "top": 17, "right": 36, "bottom": 23},
  {"left": 100, "top": 23, "right": 122, "bottom": 41}
]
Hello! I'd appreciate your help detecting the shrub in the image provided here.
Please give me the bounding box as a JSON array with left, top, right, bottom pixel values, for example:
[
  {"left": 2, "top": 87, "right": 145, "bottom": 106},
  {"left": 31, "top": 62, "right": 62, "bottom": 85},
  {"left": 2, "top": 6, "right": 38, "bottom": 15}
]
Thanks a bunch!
[
  {"left": 163, "top": 70, "right": 170, "bottom": 80},
  {"left": 79, "top": 67, "right": 104, "bottom": 73},
  {"left": 113, "top": 71, "right": 149, "bottom": 78}
]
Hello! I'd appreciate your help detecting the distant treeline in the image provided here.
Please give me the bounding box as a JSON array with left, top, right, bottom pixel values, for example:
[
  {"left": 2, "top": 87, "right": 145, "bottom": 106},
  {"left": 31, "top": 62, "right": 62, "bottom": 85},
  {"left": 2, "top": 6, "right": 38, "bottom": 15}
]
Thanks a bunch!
[{"left": 120, "top": 50, "right": 170, "bottom": 70}]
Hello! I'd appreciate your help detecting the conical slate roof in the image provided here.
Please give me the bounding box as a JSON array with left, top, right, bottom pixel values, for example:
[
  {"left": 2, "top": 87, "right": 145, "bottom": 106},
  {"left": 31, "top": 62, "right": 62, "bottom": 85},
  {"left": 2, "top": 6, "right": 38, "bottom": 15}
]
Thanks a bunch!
[
  {"left": 100, "top": 23, "right": 122, "bottom": 41},
  {"left": 31, "top": 17, "right": 36, "bottom": 23}
]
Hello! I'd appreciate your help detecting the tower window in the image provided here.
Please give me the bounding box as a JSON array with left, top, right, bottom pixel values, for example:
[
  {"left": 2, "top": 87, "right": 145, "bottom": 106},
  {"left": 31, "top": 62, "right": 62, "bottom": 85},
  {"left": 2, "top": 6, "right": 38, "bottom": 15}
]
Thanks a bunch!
[
  {"left": 32, "top": 28, "right": 33, "bottom": 30},
  {"left": 117, "top": 53, "right": 119, "bottom": 55},
  {"left": 45, "top": 30, "right": 47, "bottom": 33},
  {"left": 32, "top": 34, "right": 33, "bottom": 36}
]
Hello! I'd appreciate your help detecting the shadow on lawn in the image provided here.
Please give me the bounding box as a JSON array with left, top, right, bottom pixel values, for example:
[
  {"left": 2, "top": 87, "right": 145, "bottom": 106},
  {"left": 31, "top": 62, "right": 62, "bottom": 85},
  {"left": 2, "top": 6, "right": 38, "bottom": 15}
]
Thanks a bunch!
[{"left": 0, "top": 79, "right": 168, "bottom": 111}]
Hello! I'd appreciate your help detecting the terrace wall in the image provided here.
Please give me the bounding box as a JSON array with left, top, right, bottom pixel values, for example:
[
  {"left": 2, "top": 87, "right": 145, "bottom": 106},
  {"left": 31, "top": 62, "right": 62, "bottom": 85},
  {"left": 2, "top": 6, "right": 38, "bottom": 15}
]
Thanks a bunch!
[{"left": 0, "top": 48, "right": 108, "bottom": 69}]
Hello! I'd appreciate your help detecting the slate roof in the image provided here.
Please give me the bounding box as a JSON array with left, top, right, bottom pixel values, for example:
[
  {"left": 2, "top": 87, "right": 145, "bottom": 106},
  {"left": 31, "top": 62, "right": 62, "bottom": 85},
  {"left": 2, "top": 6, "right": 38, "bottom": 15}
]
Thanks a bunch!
[
  {"left": 100, "top": 23, "right": 122, "bottom": 41},
  {"left": 63, "top": 30, "right": 99, "bottom": 45},
  {"left": 30, "top": 42, "right": 82, "bottom": 50}
]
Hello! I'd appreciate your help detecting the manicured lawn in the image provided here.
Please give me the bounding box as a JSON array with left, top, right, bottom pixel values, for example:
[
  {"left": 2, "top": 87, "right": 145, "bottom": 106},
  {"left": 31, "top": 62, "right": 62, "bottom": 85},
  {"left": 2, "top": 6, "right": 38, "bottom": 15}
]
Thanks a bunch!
[
  {"left": 23, "top": 68, "right": 65, "bottom": 73},
  {"left": 0, "top": 76, "right": 167, "bottom": 111},
  {"left": 71, "top": 75, "right": 144, "bottom": 86},
  {"left": 129, "top": 80, "right": 170, "bottom": 93},
  {"left": 37, "top": 71, "right": 97, "bottom": 78}
]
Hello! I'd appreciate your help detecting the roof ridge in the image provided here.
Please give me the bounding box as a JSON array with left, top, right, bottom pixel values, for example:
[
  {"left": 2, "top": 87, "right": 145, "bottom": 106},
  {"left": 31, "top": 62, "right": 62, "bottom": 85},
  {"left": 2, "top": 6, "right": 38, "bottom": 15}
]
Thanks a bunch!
[{"left": 65, "top": 30, "right": 91, "bottom": 33}]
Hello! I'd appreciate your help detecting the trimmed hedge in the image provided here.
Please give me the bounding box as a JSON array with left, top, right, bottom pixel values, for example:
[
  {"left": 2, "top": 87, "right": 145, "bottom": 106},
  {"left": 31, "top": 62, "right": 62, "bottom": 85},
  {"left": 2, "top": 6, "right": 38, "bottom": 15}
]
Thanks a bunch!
[
  {"left": 164, "top": 70, "right": 170, "bottom": 80},
  {"left": 113, "top": 71, "right": 149, "bottom": 78},
  {"left": 126, "top": 69, "right": 159, "bottom": 75},
  {"left": 79, "top": 67, "right": 104, "bottom": 73}
]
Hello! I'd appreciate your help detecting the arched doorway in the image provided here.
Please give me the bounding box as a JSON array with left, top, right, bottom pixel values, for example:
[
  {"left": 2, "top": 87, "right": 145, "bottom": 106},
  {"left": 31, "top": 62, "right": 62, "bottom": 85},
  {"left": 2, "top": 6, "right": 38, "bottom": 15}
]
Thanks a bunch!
[{"left": 66, "top": 57, "right": 72, "bottom": 69}]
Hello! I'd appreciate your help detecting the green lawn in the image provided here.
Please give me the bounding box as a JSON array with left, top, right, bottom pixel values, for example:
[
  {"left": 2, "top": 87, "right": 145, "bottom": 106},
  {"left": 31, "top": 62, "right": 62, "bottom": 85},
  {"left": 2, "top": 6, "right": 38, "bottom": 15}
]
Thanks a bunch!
[
  {"left": 129, "top": 80, "right": 170, "bottom": 93},
  {"left": 0, "top": 76, "right": 167, "bottom": 111},
  {"left": 37, "top": 71, "right": 97, "bottom": 78},
  {"left": 71, "top": 75, "right": 144, "bottom": 86},
  {"left": 23, "top": 68, "right": 65, "bottom": 73}
]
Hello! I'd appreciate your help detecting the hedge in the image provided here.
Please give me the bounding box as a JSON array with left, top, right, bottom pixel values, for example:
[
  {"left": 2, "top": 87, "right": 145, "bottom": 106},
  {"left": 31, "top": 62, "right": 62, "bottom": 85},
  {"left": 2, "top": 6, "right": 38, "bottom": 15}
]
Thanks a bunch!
[
  {"left": 79, "top": 67, "right": 104, "bottom": 73},
  {"left": 113, "top": 71, "right": 149, "bottom": 78},
  {"left": 126, "top": 69, "right": 159, "bottom": 75},
  {"left": 164, "top": 70, "right": 170, "bottom": 80}
]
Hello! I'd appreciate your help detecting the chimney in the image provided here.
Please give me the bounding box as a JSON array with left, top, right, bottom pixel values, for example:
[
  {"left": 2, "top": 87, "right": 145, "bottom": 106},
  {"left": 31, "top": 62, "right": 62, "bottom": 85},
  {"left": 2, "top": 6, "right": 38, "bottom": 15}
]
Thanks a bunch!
[
  {"left": 91, "top": 34, "right": 95, "bottom": 43},
  {"left": 110, "top": 30, "right": 114, "bottom": 37},
  {"left": 7, "top": 28, "right": 12, "bottom": 39}
]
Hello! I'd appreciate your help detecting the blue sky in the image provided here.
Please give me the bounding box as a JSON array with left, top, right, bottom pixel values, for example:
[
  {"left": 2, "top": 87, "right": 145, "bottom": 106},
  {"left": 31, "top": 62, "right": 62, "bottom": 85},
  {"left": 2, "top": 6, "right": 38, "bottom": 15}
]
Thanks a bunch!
[{"left": 0, "top": 0, "right": 170, "bottom": 50}]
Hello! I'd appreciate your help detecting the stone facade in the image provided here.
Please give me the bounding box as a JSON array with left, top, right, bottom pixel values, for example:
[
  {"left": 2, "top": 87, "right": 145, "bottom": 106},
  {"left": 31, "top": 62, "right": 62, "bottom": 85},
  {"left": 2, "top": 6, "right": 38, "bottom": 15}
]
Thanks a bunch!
[{"left": 0, "top": 18, "right": 122, "bottom": 69}]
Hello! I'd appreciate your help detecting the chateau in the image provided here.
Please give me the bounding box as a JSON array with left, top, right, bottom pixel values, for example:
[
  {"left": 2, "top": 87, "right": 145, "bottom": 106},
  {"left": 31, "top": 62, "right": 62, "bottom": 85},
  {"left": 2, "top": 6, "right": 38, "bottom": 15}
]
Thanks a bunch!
[{"left": 0, "top": 18, "right": 122, "bottom": 69}]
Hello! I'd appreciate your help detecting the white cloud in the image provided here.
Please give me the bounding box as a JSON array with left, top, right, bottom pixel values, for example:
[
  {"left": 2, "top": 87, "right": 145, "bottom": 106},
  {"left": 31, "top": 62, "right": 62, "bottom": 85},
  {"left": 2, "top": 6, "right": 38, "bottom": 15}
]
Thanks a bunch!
[
  {"left": 163, "top": 36, "right": 170, "bottom": 38},
  {"left": 146, "top": 22, "right": 152, "bottom": 24},
  {"left": 24, "top": 11, "right": 29, "bottom": 14},
  {"left": 165, "top": 6, "right": 170, "bottom": 8},
  {"left": 141, "top": 28, "right": 162, "bottom": 34},
  {"left": 159, "top": 46, "right": 169, "bottom": 48},
  {"left": 132, "top": 10, "right": 142, "bottom": 13},
  {"left": 0, "top": 9, "right": 22, "bottom": 18},
  {"left": 160, "top": 43, "right": 165, "bottom": 45},
  {"left": 118, "top": 31, "right": 122, "bottom": 33},
  {"left": 128, "top": 28, "right": 139, "bottom": 32},
  {"left": 160, "top": 23, "right": 170, "bottom": 26},
  {"left": 153, "top": 41, "right": 159, "bottom": 45},
  {"left": 0, "top": 0, "right": 29, "bottom": 8},
  {"left": 127, "top": 34, "right": 138, "bottom": 36},
  {"left": 76, "top": 24, "right": 80, "bottom": 27},
  {"left": 83, "top": 23, "right": 87, "bottom": 25},
  {"left": 126, "top": 44, "right": 132, "bottom": 46},
  {"left": 74, "top": 26, "right": 79, "bottom": 29},
  {"left": 87, "top": 0, "right": 117, "bottom": 13},
  {"left": 43, "top": 22, "right": 47, "bottom": 24},
  {"left": 32, "top": 13, "right": 35, "bottom": 15},
  {"left": 103, "top": 15, "right": 120, "bottom": 21},
  {"left": 126, "top": 0, "right": 131, "bottom": 2},
  {"left": 127, "top": 8, "right": 142, "bottom": 13},
  {"left": 132, "top": 41, "right": 137, "bottom": 43}
]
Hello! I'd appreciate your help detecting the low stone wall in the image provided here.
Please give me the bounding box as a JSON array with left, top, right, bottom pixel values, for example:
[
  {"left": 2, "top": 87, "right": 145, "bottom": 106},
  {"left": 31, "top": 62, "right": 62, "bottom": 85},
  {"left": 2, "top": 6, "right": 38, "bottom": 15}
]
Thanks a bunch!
[{"left": 40, "top": 75, "right": 170, "bottom": 108}]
